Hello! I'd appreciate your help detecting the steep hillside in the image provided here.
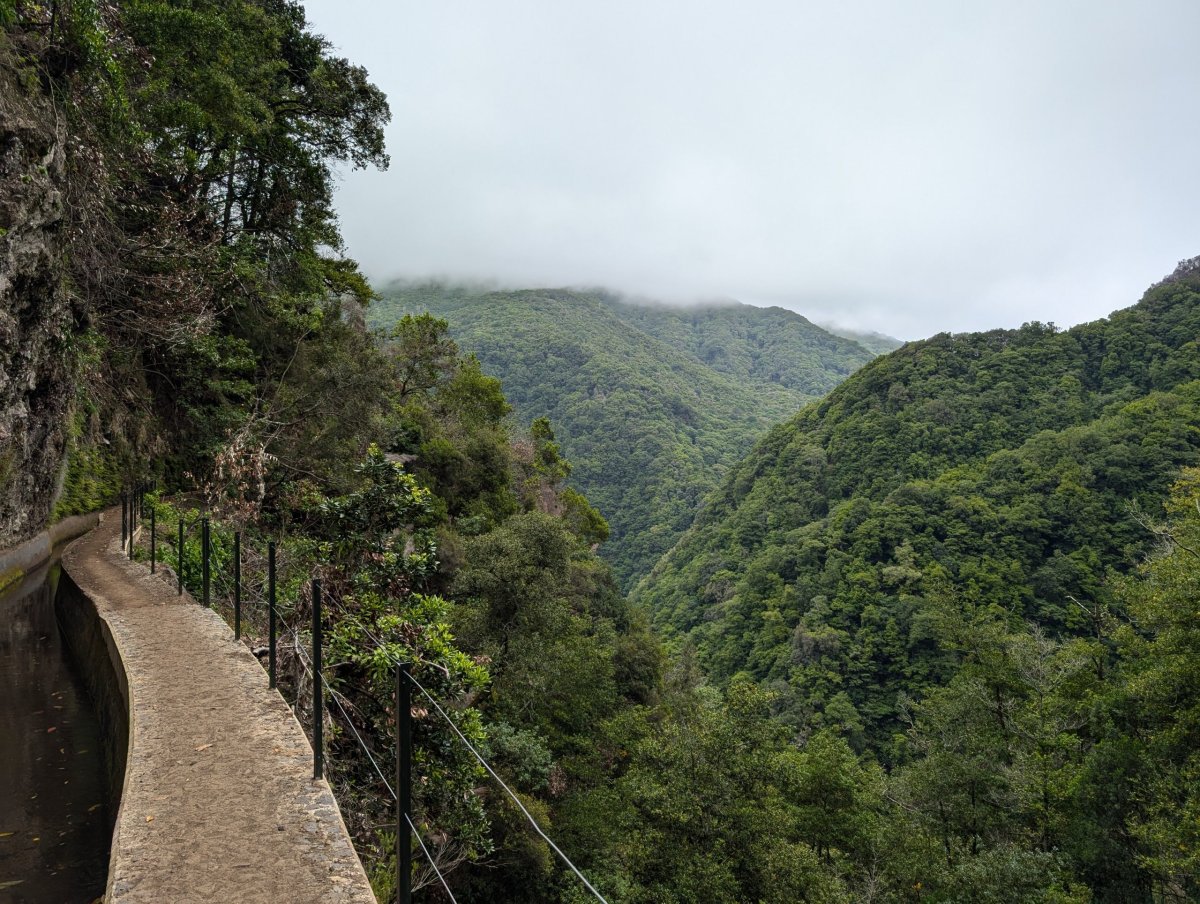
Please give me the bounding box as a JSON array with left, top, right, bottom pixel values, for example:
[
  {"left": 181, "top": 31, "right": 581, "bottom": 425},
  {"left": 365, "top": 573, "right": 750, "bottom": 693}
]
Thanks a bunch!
[
  {"left": 370, "top": 284, "right": 879, "bottom": 587},
  {"left": 634, "top": 262, "right": 1200, "bottom": 744}
]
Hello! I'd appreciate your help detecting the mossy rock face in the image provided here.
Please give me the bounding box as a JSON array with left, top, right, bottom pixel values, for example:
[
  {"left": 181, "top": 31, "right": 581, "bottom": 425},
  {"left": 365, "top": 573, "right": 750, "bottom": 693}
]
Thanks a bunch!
[
  {"left": 51, "top": 432, "right": 122, "bottom": 523},
  {"left": 0, "top": 47, "right": 73, "bottom": 547},
  {"left": 0, "top": 564, "right": 24, "bottom": 595}
]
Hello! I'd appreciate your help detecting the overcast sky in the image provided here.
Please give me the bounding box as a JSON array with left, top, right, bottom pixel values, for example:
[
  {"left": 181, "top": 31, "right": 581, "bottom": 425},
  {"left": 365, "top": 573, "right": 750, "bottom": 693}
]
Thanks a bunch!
[{"left": 302, "top": 0, "right": 1199, "bottom": 339}]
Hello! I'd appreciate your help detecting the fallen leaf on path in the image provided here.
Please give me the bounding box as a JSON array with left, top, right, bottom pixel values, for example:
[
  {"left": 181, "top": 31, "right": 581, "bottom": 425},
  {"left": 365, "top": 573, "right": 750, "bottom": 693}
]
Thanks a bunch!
[{"left": 194, "top": 743, "right": 213, "bottom": 751}]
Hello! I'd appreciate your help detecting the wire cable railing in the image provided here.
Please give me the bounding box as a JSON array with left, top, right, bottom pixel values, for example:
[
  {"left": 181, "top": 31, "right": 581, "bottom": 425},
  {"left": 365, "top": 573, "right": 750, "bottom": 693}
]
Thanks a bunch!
[
  {"left": 310, "top": 595, "right": 611, "bottom": 904},
  {"left": 404, "top": 668, "right": 609, "bottom": 904},
  {"left": 124, "top": 483, "right": 609, "bottom": 904},
  {"left": 406, "top": 813, "right": 459, "bottom": 904},
  {"left": 288, "top": 618, "right": 455, "bottom": 899},
  {"left": 325, "top": 674, "right": 397, "bottom": 800}
]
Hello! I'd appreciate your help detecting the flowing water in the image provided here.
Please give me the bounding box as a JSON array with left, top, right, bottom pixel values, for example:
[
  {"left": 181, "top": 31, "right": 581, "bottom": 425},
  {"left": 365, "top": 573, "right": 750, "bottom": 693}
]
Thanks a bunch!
[{"left": 0, "top": 562, "right": 110, "bottom": 904}]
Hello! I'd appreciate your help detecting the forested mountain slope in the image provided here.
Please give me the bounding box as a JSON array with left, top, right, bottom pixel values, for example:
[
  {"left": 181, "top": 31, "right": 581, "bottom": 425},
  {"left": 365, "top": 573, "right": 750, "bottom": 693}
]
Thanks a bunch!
[
  {"left": 371, "top": 283, "right": 878, "bottom": 587},
  {"left": 634, "top": 261, "right": 1200, "bottom": 744},
  {"left": 600, "top": 294, "right": 879, "bottom": 395}
]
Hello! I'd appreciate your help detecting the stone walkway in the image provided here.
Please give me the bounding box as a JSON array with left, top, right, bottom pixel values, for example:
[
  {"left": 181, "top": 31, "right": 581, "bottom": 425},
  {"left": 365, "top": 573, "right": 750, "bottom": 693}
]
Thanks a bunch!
[{"left": 61, "top": 513, "right": 377, "bottom": 903}]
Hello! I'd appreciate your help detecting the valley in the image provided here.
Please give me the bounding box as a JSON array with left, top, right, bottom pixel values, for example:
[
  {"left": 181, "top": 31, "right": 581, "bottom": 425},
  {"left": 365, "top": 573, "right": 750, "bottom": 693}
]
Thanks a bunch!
[
  {"left": 2, "top": 2, "right": 1198, "bottom": 900},
  {"left": 370, "top": 283, "right": 888, "bottom": 588}
]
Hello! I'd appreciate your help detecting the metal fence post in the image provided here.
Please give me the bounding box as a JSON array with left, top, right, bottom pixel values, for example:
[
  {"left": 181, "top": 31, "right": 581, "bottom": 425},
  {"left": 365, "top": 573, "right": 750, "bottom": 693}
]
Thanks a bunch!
[
  {"left": 268, "top": 541, "right": 277, "bottom": 689},
  {"left": 177, "top": 519, "right": 184, "bottom": 595},
  {"left": 397, "top": 663, "right": 412, "bottom": 904},
  {"left": 233, "top": 531, "right": 242, "bottom": 640},
  {"left": 150, "top": 503, "right": 156, "bottom": 574},
  {"left": 202, "top": 518, "right": 211, "bottom": 607},
  {"left": 121, "top": 492, "right": 127, "bottom": 549},
  {"left": 312, "top": 578, "right": 323, "bottom": 780}
]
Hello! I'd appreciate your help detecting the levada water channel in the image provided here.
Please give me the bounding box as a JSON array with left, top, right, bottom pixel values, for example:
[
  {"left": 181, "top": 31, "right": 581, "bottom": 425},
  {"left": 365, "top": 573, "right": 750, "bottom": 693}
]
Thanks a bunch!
[{"left": 0, "top": 558, "right": 111, "bottom": 903}]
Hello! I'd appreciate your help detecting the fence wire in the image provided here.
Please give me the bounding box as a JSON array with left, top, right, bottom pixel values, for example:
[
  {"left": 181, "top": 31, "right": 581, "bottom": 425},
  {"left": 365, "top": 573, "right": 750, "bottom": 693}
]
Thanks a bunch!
[{"left": 139, "top": 494, "right": 608, "bottom": 904}]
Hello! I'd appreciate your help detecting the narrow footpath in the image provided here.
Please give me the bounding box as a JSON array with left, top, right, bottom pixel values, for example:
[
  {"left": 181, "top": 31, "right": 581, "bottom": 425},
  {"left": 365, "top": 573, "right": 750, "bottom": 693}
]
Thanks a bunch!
[{"left": 61, "top": 513, "right": 376, "bottom": 904}]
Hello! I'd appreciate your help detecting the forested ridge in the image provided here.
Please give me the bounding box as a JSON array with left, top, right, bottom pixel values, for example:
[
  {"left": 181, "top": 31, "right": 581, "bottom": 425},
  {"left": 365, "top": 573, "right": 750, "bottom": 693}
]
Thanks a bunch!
[
  {"left": 3, "top": 1, "right": 1199, "bottom": 901},
  {"left": 636, "top": 263, "right": 1200, "bottom": 721},
  {"left": 370, "top": 283, "right": 881, "bottom": 587},
  {"left": 626, "top": 264, "right": 1200, "bottom": 897}
]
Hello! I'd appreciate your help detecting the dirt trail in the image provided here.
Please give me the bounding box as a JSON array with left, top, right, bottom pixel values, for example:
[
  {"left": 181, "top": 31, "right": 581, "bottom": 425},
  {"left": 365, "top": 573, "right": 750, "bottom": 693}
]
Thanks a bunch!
[{"left": 62, "top": 513, "right": 377, "bottom": 904}]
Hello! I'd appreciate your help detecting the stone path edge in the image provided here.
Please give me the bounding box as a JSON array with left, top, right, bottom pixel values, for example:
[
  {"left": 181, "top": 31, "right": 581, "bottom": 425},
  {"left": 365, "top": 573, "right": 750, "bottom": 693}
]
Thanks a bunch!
[{"left": 60, "top": 511, "right": 378, "bottom": 903}]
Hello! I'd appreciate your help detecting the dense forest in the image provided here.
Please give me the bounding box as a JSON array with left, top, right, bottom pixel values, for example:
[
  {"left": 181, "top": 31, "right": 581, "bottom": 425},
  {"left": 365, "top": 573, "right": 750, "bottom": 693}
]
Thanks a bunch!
[
  {"left": 636, "top": 267, "right": 1200, "bottom": 733},
  {"left": 629, "top": 265, "right": 1200, "bottom": 898},
  {"left": 3, "top": 1, "right": 1199, "bottom": 902},
  {"left": 370, "top": 283, "right": 882, "bottom": 587}
]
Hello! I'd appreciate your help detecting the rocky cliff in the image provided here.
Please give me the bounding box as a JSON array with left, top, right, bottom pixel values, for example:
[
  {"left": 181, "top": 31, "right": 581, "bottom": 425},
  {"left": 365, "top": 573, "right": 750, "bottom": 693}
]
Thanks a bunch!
[{"left": 0, "top": 53, "right": 78, "bottom": 547}]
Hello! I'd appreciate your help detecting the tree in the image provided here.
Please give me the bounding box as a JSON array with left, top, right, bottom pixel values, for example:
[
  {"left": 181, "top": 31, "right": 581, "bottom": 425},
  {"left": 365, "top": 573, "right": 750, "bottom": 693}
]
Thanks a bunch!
[{"left": 1108, "top": 468, "right": 1200, "bottom": 897}]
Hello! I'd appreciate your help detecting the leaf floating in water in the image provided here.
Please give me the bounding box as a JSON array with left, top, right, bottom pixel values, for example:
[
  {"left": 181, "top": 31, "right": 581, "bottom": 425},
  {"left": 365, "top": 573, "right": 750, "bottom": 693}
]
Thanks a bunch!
[
  {"left": 46, "top": 726, "right": 57, "bottom": 733},
  {"left": 0, "top": 831, "right": 14, "bottom": 838},
  {"left": 0, "top": 880, "right": 26, "bottom": 890},
  {"left": 87, "top": 804, "right": 101, "bottom": 813}
]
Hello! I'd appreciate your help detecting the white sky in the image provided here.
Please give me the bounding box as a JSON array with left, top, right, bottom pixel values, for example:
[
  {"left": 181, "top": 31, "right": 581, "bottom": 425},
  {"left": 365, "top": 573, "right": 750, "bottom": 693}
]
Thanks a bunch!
[{"left": 303, "top": 0, "right": 1200, "bottom": 340}]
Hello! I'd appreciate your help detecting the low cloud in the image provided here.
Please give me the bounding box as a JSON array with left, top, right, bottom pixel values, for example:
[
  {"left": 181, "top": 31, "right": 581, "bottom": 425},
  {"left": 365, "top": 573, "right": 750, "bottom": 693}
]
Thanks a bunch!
[{"left": 309, "top": 0, "right": 1200, "bottom": 340}]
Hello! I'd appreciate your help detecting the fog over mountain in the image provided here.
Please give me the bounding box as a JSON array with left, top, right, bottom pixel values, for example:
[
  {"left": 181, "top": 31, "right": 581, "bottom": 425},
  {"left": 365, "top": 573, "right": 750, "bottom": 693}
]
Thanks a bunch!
[{"left": 305, "top": 0, "right": 1200, "bottom": 339}]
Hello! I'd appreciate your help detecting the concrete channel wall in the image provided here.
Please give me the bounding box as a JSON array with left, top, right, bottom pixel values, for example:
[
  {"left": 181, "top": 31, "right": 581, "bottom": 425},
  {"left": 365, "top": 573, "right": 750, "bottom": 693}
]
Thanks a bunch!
[
  {"left": 58, "top": 513, "right": 377, "bottom": 903},
  {"left": 55, "top": 566, "right": 130, "bottom": 855},
  {"left": 0, "top": 512, "right": 99, "bottom": 594}
]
